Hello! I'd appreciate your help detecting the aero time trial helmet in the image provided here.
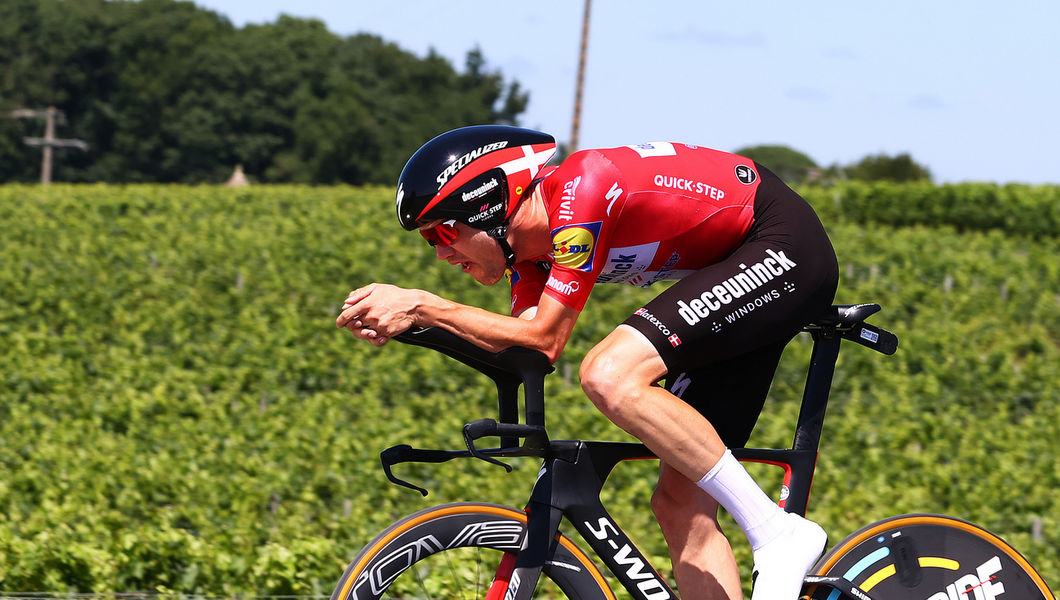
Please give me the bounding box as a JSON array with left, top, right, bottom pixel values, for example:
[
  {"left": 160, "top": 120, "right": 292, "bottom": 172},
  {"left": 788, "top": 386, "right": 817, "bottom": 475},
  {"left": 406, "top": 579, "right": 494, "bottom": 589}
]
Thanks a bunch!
[{"left": 396, "top": 125, "right": 557, "bottom": 232}]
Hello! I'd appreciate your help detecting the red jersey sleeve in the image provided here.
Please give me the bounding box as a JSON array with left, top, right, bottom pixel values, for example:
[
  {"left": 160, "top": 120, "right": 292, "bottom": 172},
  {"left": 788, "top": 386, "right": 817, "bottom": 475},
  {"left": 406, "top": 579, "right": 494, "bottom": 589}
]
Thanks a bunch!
[{"left": 538, "top": 151, "right": 625, "bottom": 311}]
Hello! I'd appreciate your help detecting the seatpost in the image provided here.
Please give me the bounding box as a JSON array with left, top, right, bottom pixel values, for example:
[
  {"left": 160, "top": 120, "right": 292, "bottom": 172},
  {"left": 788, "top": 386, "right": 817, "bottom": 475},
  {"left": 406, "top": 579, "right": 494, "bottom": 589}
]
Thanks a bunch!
[
  {"left": 792, "top": 328, "right": 843, "bottom": 453},
  {"left": 772, "top": 328, "right": 845, "bottom": 516}
]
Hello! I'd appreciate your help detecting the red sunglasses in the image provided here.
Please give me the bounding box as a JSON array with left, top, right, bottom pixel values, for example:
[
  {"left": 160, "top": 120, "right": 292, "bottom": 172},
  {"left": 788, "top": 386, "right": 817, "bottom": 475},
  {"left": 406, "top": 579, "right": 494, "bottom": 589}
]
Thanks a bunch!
[{"left": 419, "top": 221, "right": 459, "bottom": 247}]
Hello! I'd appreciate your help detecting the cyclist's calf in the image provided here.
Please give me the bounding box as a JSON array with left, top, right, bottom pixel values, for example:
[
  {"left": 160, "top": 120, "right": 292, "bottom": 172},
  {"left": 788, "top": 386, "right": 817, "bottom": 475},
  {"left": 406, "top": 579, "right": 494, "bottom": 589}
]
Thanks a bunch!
[{"left": 652, "top": 463, "right": 743, "bottom": 600}]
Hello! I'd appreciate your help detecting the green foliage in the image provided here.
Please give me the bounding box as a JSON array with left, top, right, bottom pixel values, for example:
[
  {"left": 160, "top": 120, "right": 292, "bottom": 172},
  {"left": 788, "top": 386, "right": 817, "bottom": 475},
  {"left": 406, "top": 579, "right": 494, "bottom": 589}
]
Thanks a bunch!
[
  {"left": 841, "top": 152, "right": 932, "bottom": 182},
  {"left": 801, "top": 181, "right": 1060, "bottom": 237},
  {"left": 0, "top": 183, "right": 1057, "bottom": 595},
  {"left": 728, "top": 146, "right": 933, "bottom": 186},
  {"left": 0, "top": 0, "right": 528, "bottom": 184},
  {"left": 733, "top": 144, "right": 818, "bottom": 185}
]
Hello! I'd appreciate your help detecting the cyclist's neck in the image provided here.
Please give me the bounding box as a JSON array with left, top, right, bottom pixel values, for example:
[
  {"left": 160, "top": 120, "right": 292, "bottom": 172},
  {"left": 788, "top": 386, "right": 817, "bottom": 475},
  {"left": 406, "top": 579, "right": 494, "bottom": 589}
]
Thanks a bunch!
[{"left": 506, "top": 187, "right": 553, "bottom": 263}]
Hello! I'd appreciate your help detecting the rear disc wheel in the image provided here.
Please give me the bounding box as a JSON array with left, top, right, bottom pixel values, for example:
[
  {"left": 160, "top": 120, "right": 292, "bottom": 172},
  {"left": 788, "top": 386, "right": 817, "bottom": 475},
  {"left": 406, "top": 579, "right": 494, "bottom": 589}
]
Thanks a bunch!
[{"left": 806, "top": 514, "right": 1054, "bottom": 600}]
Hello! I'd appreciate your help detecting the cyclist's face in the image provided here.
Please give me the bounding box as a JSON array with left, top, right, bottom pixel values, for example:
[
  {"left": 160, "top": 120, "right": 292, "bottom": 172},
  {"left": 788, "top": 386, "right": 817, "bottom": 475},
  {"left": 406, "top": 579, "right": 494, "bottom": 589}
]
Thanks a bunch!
[{"left": 421, "top": 221, "right": 506, "bottom": 285}]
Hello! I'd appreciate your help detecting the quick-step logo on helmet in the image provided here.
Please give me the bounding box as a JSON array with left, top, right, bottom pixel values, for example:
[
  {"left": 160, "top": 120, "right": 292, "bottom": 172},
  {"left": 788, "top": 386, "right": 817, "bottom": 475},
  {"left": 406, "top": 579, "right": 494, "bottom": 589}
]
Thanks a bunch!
[
  {"left": 467, "top": 201, "right": 503, "bottom": 224},
  {"left": 676, "top": 249, "right": 797, "bottom": 325},
  {"left": 436, "top": 141, "right": 509, "bottom": 189}
]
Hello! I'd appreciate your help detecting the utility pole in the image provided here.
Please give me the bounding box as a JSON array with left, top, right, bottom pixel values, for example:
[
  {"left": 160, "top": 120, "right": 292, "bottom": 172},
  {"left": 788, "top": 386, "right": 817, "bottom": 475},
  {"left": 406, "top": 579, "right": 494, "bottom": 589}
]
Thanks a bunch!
[
  {"left": 7, "top": 107, "right": 88, "bottom": 184},
  {"left": 570, "top": 0, "right": 591, "bottom": 153}
]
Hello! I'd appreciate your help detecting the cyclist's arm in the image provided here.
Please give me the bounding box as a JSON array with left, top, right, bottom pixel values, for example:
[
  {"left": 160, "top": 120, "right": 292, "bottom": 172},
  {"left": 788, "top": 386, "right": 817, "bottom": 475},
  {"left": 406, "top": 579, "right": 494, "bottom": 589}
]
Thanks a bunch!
[
  {"left": 338, "top": 283, "right": 579, "bottom": 363},
  {"left": 424, "top": 290, "right": 579, "bottom": 362}
]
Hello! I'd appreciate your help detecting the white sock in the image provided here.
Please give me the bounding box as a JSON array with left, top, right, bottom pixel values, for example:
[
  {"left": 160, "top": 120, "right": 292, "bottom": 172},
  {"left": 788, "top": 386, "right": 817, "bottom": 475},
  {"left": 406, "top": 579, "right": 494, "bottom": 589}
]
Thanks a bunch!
[{"left": 695, "top": 449, "right": 785, "bottom": 550}]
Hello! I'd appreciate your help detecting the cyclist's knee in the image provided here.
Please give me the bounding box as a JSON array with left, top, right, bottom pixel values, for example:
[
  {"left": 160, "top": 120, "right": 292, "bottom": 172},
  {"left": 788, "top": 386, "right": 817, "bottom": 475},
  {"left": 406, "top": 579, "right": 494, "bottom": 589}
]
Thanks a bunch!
[
  {"left": 580, "top": 332, "right": 660, "bottom": 419},
  {"left": 579, "top": 337, "right": 614, "bottom": 389},
  {"left": 579, "top": 349, "right": 642, "bottom": 420},
  {"left": 579, "top": 350, "right": 614, "bottom": 400}
]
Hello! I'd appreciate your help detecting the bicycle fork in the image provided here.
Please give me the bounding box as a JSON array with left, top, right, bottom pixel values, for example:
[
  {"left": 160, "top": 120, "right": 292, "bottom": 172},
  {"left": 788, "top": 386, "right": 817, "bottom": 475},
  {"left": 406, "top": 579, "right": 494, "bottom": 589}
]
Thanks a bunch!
[{"left": 498, "top": 440, "right": 674, "bottom": 600}]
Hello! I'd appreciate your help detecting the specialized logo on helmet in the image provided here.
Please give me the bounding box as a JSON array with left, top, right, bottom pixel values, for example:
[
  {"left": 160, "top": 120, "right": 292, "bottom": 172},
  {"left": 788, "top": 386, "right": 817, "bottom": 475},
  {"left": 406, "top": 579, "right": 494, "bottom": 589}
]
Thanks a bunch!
[
  {"left": 436, "top": 141, "right": 509, "bottom": 189},
  {"left": 551, "top": 222, "right": 601, "bottom": 270}
]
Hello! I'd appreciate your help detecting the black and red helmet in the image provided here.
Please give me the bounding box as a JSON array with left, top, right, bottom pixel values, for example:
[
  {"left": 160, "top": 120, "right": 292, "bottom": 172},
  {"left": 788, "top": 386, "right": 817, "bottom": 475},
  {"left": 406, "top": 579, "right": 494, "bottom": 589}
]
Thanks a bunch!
[{"left": 396, "top": 125, "right": 557, "bottom": 231}]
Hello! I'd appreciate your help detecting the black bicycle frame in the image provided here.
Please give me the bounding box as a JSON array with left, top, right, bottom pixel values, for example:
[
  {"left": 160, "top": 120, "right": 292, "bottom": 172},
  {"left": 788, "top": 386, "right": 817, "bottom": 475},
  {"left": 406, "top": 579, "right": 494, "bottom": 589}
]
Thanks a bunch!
[
  {"left": 505, "top": 324, "right": 846, "bottom": 600},
  {"left": 382, "top": 304, "right": 898, "bottom": 600}
]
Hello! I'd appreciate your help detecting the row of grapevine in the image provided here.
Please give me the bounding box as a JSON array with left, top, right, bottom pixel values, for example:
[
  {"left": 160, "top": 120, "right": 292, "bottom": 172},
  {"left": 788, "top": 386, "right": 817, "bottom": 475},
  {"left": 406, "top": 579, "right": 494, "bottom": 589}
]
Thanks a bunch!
[
  {"left": 802, "top": 181, "right": 1060, "bottom": 237},
  {"left": 0, "top": 184, "right": 1056, "bottom": 595}
]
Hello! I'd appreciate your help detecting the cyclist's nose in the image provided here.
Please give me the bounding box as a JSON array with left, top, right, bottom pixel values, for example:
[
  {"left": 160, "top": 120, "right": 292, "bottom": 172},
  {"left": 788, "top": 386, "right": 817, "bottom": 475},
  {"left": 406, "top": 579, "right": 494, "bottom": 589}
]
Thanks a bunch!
[{"left": 435, "top": 244, "right": 455, "bottom": 260}]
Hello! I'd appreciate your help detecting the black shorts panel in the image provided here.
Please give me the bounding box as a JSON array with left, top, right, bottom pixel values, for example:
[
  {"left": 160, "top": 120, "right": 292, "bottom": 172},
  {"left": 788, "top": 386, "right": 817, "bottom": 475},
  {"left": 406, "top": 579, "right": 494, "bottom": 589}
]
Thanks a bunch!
[{"left": 662, "top": 340, "right": 788, "bottom": 448}]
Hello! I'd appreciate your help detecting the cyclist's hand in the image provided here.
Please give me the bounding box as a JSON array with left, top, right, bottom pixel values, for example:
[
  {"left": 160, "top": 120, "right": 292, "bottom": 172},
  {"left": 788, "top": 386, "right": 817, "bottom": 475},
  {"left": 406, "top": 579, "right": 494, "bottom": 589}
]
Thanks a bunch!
[{"left": 336, "top": 283, "right": 423, "bottom": 346}]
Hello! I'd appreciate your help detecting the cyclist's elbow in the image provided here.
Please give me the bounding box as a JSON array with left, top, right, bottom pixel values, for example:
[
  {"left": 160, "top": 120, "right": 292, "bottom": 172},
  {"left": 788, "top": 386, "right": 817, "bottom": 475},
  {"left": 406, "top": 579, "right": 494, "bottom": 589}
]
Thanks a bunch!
[
  {"left": 522, "top": 299, "right": 579, "bottom": 363},
  {"left": 542, "top": 341, "right": 566, "bottom": 364},
  {"left": 528, "top": 327, "right": 569, "bottom": 364}
]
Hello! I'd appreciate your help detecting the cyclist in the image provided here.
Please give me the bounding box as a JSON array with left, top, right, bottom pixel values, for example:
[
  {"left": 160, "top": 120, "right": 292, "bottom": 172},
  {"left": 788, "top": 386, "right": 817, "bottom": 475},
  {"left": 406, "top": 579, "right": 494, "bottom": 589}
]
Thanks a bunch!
[{"left": 337, "top": 125, "right": 839, "bottom": 600}]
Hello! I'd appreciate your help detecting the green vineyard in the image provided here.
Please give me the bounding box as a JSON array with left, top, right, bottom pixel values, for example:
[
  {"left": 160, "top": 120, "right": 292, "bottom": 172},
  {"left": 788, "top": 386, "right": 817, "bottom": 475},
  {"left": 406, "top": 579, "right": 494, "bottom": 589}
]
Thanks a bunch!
[{"left": 1, "top": 183, "right": 1057, "bottom": 595}]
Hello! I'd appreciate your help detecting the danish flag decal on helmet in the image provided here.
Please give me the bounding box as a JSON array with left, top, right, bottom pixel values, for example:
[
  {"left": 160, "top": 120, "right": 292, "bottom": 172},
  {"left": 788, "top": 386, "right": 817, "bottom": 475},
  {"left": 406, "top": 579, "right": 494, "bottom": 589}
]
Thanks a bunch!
[
  {"left": 427, "top": 142, "right": 556, "bottom": 219},
  {"left": 502, "top": 144, "right": 557, "bottom": 177},
  {"left": 395, "top": 125, "right": 557, "bottom": 232}
]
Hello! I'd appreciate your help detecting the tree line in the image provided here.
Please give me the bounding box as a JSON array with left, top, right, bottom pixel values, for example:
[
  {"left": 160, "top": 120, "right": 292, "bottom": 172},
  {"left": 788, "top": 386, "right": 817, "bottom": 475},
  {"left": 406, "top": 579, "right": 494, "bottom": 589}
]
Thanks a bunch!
[
  {"left": 0, "top": 0, "right": 528, "bottom": 184},
  {"left": 734, "top": 145, "right": 932, "bottom": 186},
  {"left": 1, "top": 0, "right": 934, "bottom": 186}
]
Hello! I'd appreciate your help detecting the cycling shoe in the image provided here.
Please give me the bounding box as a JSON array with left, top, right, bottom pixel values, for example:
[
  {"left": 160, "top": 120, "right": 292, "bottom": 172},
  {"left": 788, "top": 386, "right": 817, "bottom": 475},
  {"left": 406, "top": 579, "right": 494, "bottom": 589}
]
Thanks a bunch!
[{"left": 750, "top": 512, "right": 828, "bottom": 600}]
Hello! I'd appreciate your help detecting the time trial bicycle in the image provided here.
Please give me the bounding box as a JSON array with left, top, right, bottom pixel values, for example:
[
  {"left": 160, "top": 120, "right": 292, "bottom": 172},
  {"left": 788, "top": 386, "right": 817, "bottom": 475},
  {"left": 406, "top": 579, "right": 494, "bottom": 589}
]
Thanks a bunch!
[{"left": 331, "top": 303, "right": 1054, "bottom": 600}]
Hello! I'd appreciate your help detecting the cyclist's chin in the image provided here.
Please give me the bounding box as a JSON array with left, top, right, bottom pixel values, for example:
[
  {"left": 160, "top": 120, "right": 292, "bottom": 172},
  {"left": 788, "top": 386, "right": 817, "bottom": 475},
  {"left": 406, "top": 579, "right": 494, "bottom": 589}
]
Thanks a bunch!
[{"left": 467, "top": 263, "right": 504, "bottom": 286}]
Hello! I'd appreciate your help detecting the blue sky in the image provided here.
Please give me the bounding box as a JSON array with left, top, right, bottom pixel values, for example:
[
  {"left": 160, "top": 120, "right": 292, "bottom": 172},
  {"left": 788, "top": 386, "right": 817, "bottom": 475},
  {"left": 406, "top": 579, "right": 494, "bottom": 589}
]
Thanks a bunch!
[{"left": 194, "top": 0, "right": 1059, "bottom": 184}]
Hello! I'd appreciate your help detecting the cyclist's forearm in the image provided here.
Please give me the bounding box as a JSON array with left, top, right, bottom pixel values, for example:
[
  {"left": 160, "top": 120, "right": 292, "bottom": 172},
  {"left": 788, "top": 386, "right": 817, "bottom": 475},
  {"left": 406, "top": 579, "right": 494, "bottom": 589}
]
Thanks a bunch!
[{"left": 416, "top": 292, "right": 573, "bottom": 362}]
